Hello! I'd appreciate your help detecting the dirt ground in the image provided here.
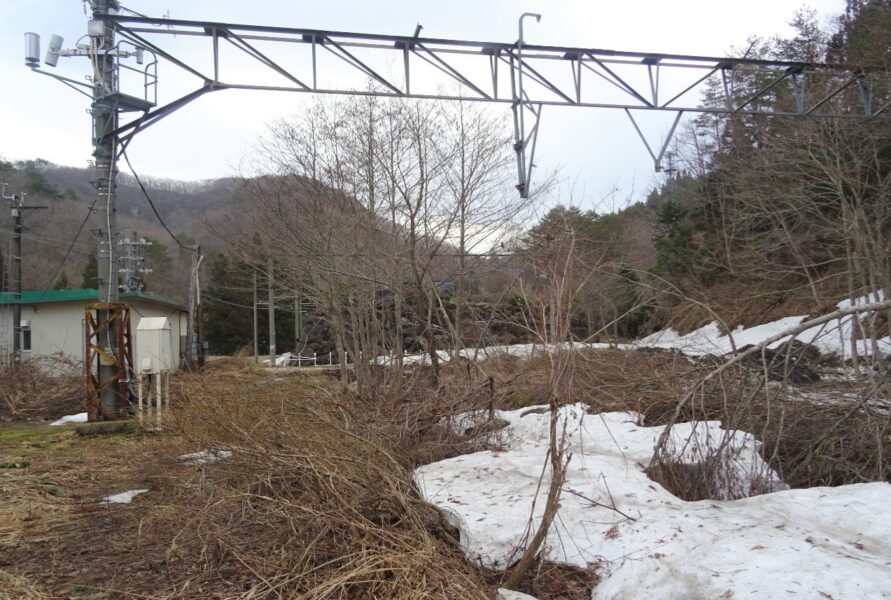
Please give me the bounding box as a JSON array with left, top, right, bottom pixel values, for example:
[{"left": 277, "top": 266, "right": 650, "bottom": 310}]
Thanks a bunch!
[{"left": 0, "top": 420, "right": 186, "bottom": 598}]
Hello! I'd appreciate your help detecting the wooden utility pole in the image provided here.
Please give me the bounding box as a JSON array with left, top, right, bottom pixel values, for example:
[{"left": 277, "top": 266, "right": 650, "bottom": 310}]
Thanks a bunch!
[
  {"left": 184, "top": 246, "right": 197, "bottom": 368},
  {"left": 252, "top": 268, "right": 259, "bottom": 364},
  {"left": 267, "top": 258, "right": 276, "bottom": 366},
  {"left": 195, "top": 246, "right": 205, "bottom": 367},
  {"left": 294, "top": 294, "right": 302, "bottom": 355}
]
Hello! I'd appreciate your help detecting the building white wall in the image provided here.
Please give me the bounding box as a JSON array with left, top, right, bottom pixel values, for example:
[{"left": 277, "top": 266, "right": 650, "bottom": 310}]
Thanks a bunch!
[
  {"left": 0, "top": 300, "right": 187, "bottom": 374},
  {"left": 15, "top": 303, "right": 83, "bottom": 372}
]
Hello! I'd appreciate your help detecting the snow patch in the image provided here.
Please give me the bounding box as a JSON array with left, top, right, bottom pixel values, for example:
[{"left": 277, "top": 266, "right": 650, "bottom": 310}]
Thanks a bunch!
[
  {"left": 416, "top": 405, "right": 891, "bottom": 599},
  {"left": 375, "top": 342, "right": 622, "bottom": 367},
  {"left": 497, "top": 590, "right": 539, "bottom": 600},
  {"left": 637, "top": 289, "right": 891, "bottom": 359},
  {"left": 49, "top": 412, "right": 88, "bottom": 426},
  {"left": 100, "top": 489, "right": 148, "bottom": 506}
]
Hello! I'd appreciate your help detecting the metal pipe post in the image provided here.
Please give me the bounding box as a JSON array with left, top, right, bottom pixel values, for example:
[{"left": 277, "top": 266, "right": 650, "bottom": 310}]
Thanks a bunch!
[
  {"left": 137, "top": 374, "right": 143, "bottom": 424},
  {"left": 155, "top": 372, "right": 162, "bottom": 427}
]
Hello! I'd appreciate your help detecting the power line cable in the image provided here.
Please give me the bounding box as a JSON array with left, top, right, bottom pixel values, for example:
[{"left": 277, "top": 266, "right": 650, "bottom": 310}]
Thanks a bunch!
[
  {"left": 203, "top": 293, "right": 254, "bottom": 310},
  {"left": 121, "top": 148, "right": 195, "bottom": 252},
  {"left": 29, "top": 196, "right": 98, "bottom": 304},
  {"left": 17, "top": 235, "right": 93, "bottom": 256}
]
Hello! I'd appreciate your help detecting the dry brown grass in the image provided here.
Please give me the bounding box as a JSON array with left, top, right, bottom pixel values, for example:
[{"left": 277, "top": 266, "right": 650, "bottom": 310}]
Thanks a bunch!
[
  {"left": 0, "top": 417, "right": 180, "bottom": 597},
  {"left": 465, "top": 347, "right": 890, "bottom": 494},
  {"left": 142, "top": 370, "right": 494, "bottom": 599},
  {"left": 2, "top": 348, "right": 885, "bottom": 599},
  {"left": 494, "top": 559, "right": 599, "bottom": 600},
  {"left": 483, "top": 348, "right": 700, "bottom": 423},
  {"left": 0, "top": 569, "right": 49, "bottom": 600},
  {"left": 0, "top": 361, "right": 82, "bottom": 423}
]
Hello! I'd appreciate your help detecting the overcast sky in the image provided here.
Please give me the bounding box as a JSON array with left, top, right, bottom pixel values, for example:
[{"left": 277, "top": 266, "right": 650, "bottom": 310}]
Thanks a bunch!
[{"left": 2, "top": 0, "right": 845, "bottom": 211}]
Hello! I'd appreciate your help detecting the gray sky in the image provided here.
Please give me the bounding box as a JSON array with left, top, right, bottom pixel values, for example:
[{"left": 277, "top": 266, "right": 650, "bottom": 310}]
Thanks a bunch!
[{"left": 2, "top": 0, "right": 845, "bottom": 210}]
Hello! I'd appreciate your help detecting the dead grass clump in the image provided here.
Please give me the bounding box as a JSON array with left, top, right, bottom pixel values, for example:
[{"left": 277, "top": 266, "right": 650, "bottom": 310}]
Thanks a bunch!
[
  {"left": 198, "top": 355, "right": 260, "bottom": 375},
  {"left": 740, "top": 388, "right": 891, "bottom": 488},
  {"left": 159, "top": 373, "right": 492, "bottom": 599},
  {"left": 645, "top": 457, "right": 778, "bottom": 501},
  {"left": 0, "top": 569, "right": 49, "bottom": 600},
  {"left": 482, "top": 348, "right": 700, "bottom": 424},
  {"left": 467, "top": 347, "right": 889, "bottom": 494},
  {"left": 375, "top": 359, "right": 512, "bottom": 466},
  {"left": 0, "top": 362, "right": 81, "bottom": 423},
  {"left": 491, "top": 559, "right": 599, "bottom": 600},
  {"left": 648, "top": 366, "right": 891, "bottom": 493}
]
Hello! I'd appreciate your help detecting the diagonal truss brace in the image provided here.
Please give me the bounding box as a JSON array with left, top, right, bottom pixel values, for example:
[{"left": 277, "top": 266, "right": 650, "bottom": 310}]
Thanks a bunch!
[{"left": 625, "top": 109, "right": 684, "bottom": 172}]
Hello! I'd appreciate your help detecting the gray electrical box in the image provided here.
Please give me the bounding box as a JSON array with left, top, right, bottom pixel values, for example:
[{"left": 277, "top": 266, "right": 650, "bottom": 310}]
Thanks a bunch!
[
  {"left": 136, "top": 317, "right": 172, "bottom": 373},
  {"left": 88, "top": 20, "right": 106, "bottom": 37}
]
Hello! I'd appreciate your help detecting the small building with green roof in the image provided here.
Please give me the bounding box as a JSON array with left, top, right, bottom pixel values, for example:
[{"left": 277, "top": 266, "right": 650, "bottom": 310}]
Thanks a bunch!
[{"left": 0, "top": 289, "right": 188, "bottom": 372}]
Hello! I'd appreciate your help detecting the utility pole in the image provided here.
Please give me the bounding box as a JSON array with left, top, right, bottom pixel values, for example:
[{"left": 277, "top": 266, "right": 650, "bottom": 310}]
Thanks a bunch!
[
  {"left": 195, "top": 246, "right": 205, "bottom": 367},
  {"left": 184, "top": 244, "right": 201, "bottom": 368},
  {"left": 2, "top": 187, "right": 46, "bottom": 364},
  {"left": 252, "top": 268, "right": 259, "bottom": 365},
  {"left": 267, "top": 258, "right": 276, "bottom": 366},
  {"left": 294, "top": 294, "right": 302, "bottom": 356},
  {"left": 92, "top": 0, "right": 123, "bottom": 419},
  {"left": 24, "top": 1, "right": 163, "bottom": 419}
]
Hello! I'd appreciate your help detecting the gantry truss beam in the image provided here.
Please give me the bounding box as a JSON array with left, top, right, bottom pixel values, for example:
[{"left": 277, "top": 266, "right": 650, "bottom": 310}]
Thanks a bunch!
[{"left": 102, "top": 14, "right": 890, "bottom": 196}]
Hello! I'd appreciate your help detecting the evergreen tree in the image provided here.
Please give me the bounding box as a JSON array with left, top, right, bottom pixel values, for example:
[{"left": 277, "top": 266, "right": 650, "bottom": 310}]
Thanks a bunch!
[
  {"left": 51, "top": 271, "right": 70, "bottom": 290},
  {"left": 202, "top": 252, "right": 296, "bottom": 356},
  {"left": 81, "top": 250, "right": 98, "bottom": 289}
]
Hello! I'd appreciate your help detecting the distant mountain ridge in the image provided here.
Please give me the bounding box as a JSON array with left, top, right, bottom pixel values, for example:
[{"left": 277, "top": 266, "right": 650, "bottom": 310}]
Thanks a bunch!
[{"left": 0, "top": 158, "right": 239, "bottom": 300}]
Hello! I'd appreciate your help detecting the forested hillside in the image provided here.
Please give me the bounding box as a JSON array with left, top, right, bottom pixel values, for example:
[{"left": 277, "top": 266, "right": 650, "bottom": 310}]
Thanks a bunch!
[{"left": 0, "top": 158, "right": 238, "bottom": 300}]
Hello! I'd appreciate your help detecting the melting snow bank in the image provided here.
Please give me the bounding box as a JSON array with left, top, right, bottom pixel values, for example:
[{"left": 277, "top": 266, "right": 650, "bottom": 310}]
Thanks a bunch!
[
  {"left": 637, "top": 289, "right": 890, "bottom": 359},
  {"left": 415, "top": 405, "right": 891, "bottom": 599},
  {"left": 49, "top": 412, "right": 88, "bottom": 426},
  {"left": 100, "top": 489, "right": 148, "bottom": 506}
]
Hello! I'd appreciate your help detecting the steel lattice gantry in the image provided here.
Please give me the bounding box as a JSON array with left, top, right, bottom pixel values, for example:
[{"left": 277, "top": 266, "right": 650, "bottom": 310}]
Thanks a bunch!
[
  {"left": 30, "top": 12, "right": 891, "bottom": 199},
  {"left": 88, "top": 14, "right": 891, "bottom": 197},
  {"left": 90, "top": 15, "right": 891, "bottom": 195}
]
